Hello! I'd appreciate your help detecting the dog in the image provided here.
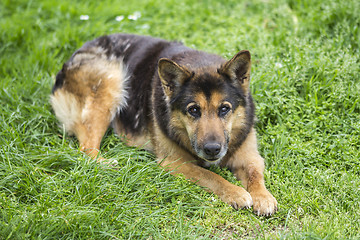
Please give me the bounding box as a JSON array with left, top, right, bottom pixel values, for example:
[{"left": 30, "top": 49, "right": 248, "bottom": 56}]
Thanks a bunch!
[{"left": 50, "top": 34, "right": 278, "bottom": 216}]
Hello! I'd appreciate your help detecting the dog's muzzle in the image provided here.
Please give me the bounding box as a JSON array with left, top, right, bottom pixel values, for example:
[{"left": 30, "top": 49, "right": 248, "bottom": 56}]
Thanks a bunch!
[{"left": 201, "top": 141, "right": 227, "bottom": 162}]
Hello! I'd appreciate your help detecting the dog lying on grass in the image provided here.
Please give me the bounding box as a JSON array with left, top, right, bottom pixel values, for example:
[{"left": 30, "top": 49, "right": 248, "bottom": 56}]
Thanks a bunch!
[{"left": 51, "top": 34, "right": 278, "bottom": 216}]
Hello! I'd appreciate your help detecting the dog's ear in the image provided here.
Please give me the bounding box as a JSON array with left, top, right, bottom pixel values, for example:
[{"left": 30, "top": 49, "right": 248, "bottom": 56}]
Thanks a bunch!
[
  {"left": 219, "top": 50, "right": 251, "bottom": 93},
  {"left": 158, "top": 58, "right": 192, "bottom": 97}
]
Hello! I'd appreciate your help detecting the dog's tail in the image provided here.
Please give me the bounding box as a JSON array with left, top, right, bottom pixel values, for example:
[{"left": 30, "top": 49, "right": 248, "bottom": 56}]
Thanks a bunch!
[{"left": 50, "top": 49, "right": 129, "bottom": 157}]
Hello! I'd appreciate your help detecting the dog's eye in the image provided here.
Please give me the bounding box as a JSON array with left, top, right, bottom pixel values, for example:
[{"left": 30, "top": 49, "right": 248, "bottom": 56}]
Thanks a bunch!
[
  {"left": 219, "top": 104, "right": 231, "bottom": 117},
  {"left": 187, "top": 105, "right": 201, "bottom": 118}
]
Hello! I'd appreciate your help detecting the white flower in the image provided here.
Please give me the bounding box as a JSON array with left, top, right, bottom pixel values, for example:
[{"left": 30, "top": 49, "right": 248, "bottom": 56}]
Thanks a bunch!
[
  {"left": 115, "top": 15, "right": 124, "bottom": 22},
  {"left": 128, "top": 11, "right": 141, "bottom": 20},
  {"left": 80, "top": 15, "right": 89, "bottom": 21}
]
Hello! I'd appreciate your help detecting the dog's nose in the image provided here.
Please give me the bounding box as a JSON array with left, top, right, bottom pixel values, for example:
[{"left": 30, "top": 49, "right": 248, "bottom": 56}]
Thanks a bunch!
[{"left": 204, "top": 142, "right": 221, "bottom": 157}]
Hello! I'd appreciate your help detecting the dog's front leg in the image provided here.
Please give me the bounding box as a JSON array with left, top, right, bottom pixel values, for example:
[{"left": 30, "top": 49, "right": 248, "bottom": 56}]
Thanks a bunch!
[
  {"left": 228, "top": 128, "right": 278, "bottom": 216},
  {"left": 155, "top": 141, "right": 253, "bottom": 210}
]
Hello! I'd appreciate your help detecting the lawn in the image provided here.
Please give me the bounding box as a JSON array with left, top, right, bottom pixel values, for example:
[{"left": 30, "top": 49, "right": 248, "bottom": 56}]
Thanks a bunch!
[{"left": 1, "top": 0, "right": 359, "bottom": 239}]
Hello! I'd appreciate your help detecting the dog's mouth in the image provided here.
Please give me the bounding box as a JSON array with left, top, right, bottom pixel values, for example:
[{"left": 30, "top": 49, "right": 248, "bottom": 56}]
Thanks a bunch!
[
  {"left": 204, "top": 157, "right": 220, "bottom": 161},
  {"left": 201, "top": 152, "right": 227, "bottom": 162}
]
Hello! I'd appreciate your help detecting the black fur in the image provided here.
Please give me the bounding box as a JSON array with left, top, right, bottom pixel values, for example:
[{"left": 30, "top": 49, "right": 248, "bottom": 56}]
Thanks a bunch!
[
  {"left": 55, "top": 33, "right": 255, "bottom": 161},
  {"left": 52, "top": 64, "right": 66, "bottom": 94},
  {"left": 52, "top": 34, "right": 278, "bottom": 216}
]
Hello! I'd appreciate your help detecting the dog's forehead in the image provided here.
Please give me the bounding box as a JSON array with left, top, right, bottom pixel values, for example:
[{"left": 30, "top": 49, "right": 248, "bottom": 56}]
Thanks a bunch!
[
  {"left": 172, "top": 71, "right": 245, "bottom": 111},
  {"left": 193, "top": 91, "right": 224, "bottom": 109},
  {"left": 190, "top": 72, "right": 224, "bottom": 98},
  {"left": 187, "top": 72, "right": 245, "bottom": 109}
]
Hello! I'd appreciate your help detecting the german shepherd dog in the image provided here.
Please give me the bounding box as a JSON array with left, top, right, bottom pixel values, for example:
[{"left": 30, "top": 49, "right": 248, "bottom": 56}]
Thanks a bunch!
[{"left": 51, "top": 34, "right": 277, "bottom": 216}]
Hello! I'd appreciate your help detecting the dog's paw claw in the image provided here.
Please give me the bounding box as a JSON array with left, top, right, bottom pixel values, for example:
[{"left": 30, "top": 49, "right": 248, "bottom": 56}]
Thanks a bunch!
[
  {"left": 251, "top": 189, "right": 278, "bottom": 216},
  {"left": 231, "top": 202, "right": 238, "bottom": 210},
  {"left": 222, "top": 185, "right": 253, "bottom": 210}
]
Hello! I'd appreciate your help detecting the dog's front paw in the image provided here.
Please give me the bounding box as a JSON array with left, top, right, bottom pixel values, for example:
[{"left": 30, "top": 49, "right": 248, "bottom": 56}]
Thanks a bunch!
[
  {"left": 220, "top": 184, "right": 253, "bottom": 210},
  {"left": 250, "top": 189, "right": 278, "bottom": 216}
]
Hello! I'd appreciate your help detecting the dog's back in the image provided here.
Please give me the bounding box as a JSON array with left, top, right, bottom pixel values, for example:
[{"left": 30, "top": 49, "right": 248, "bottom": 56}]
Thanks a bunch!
[
  {"left": 51, "top": 34, "right": 190, "bottom": 154},
  {"left": 51, "top": 34, "right": 230, "bottom": 153}
]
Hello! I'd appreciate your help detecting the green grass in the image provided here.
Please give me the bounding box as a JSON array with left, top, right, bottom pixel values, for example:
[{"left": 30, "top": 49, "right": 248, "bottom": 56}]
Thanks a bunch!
[{"left": 1, "top": 0, "right": 359, "bottom": 238}]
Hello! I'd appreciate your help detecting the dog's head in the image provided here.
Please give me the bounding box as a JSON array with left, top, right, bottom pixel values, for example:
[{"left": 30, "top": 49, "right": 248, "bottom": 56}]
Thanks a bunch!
[{"left": 158, "top": 50, "right": 252, "bottom": 162}]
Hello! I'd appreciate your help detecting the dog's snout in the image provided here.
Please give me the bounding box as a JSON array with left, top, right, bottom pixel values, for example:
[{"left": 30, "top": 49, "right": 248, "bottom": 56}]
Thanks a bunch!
[{"left": 204, "top": 142, "right": 221, "bottom": 157}]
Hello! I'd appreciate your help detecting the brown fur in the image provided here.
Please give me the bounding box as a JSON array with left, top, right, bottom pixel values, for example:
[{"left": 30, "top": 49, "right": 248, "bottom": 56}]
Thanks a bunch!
[
  {"left": 51, "top": 34, "right": 277, "bottom": 216},
  {"left": 51, "top": 55, "right": 128, "bottom": 162}
]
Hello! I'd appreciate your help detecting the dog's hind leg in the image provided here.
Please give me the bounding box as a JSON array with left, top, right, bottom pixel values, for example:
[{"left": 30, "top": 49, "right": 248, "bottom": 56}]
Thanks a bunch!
[{"left": 50, "top": 54, "right": 128, "bottom": 163}]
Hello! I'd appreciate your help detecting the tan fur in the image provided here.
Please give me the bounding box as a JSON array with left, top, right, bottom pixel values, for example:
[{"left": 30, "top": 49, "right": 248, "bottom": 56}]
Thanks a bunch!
[
  {"left": 168, "top": 110, "right": 193, "bottom": 150},
  {"left": 193, "top": 92, "right": 227, "bottom": 154},
  {"left": 112, "top": 120, "right": 153, "bottom": 151},
  {"left": 224, "top": 128, "right": 278, "bottom": 215},
  {"left": 153, "top": 123, "right": 253, "bottom": 209},
  {"left": 51, "top": 55, "right": 128, "bottom": 162},
  {"left": 52, "top": 43, "right": 277, "bottom": 215},
  {"left": 154, "top": 91, "right": 277, "bottom": 215}
]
